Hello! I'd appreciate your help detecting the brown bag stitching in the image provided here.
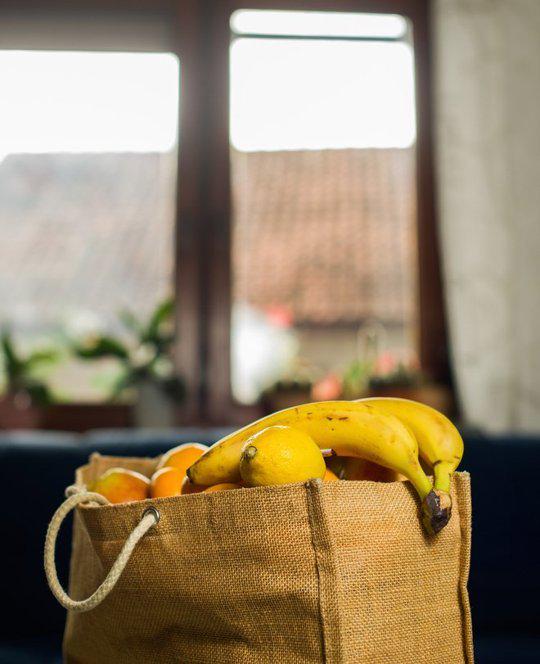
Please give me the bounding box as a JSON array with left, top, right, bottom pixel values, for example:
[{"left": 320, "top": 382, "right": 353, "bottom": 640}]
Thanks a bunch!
[
  {"left": 456, "top": 475, "right": 475, "bottom": 663},
  {"left": 305, "top": 480, "right": 344, "bottom": 664}
]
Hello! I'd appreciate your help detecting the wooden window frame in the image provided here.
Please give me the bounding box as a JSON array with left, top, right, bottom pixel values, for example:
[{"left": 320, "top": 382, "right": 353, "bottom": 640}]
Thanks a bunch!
[
  {"left": 3, "top": 0, "right": 450, "bottom": 426},
  {"left": 193, "top": 0, "right": 450, "bottom": 424}
]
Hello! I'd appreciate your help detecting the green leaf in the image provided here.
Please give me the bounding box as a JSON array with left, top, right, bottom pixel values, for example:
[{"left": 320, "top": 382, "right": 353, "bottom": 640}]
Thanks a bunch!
[
  {"left": 1, "top": 329, "right": 22, "bottom": 379},
  {"left": 26, "top": 348, "right": 59, "bottom": 368},
  {"left": 25, "top": 380, "right": 53, "bottom": 406},
  {"left": 143, "top": 297, "right": 174, "bottom": 343},
  {"left": 74, "top": 336, "right": 129, "bottom": 361}
]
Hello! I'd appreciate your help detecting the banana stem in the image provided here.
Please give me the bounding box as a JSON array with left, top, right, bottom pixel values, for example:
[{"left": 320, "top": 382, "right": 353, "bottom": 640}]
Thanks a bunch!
[
  {"left": 421, "top": 462, "right": 455, "bottom": 535},
  {"left": 422, "top": 490, "right": 452, "bottom": 535},
  {"left": 433, "top": 461, "right": 454, "bottom": 494},
  {"left": 409, "top": 464, "right": 452, "bottom": 535},
  {"left": 407, "top": 466, "right": 433, "bottom": 501}
]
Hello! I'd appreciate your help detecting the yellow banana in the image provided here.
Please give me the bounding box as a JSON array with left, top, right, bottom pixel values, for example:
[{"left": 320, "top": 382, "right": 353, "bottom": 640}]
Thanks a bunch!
[
  {"left": 358, "top": 398, "right": 463, "bottom": 491},
  {"left": 188, "top": 401, "right": 448, "bottom": 533},
  {"left": 358, "top": 397, "right": 464, "bottom": 531}
]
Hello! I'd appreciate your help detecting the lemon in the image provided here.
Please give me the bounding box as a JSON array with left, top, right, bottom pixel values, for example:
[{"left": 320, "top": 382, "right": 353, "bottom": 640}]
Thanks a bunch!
[{"left": 239, "top": 425, "right": 326, "bottom": 486}]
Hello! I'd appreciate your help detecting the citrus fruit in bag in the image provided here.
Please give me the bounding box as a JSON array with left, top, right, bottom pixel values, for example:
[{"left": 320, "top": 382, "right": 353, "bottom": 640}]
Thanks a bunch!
[
  {"left": 91, "top": 468, "right": 150, "bottom": 504},
  {"left": 204, "top": 483, "right": 242, "bottom": 493},
  {"left": 239, "top": 425, "right": 325, "bottom": 487},
  {"left": 157, "top": 443, "right": 207, "bottom": 476},
  {"left": 150, "top": 466, "right": 184, "bottom": 498}
]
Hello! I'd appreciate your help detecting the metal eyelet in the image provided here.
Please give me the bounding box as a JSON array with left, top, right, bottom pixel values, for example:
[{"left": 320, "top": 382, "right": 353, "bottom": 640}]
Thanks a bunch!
[{"left": 142, "top": 506, "right": 160, "bottom": 525}]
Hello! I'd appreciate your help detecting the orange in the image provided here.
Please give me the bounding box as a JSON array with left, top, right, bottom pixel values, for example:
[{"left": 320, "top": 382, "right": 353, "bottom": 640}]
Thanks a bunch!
[
  {"left": 181, "top": 476, "right": 206, "bottom": 495},
  {"left": 323, "top": 468, "right": 339, "bottom": 482},
  {"left": 328, "top": 456, "right": 402, "bottom": 483},
  {"left": 91, "top": 468, "right": 150, "bottom": 504},
  {"left": 344, "top": 458, "right": 402, "bottom": 482},
  {"left": 157, "top": 443, "right": 207, "bottom": 476},
  {"left": 150, "top": 466, "right": 184, "bottom": 498},
  {"left": 204, "top": 483, "right": 242, "bottom": 493}
]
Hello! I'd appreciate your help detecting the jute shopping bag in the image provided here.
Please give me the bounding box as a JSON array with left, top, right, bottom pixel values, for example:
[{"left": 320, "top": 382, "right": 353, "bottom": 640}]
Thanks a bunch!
[{"left": 45, "top": 453, "right": 474, "bottom": 663}]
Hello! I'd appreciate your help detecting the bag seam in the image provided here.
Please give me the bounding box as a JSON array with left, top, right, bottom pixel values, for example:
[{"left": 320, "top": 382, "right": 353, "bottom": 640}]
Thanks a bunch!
[
  {"left": 456, "top": 474, "right": 475, "bottom": 664},
  {"left": 305, "top": 480, "right": 344, "bottom": 664}
]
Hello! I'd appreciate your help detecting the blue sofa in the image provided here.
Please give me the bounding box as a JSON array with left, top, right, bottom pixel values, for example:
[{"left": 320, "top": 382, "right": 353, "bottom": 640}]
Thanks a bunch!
[{"left": 0, "top": 429, "right": 538, "bottom": 663}]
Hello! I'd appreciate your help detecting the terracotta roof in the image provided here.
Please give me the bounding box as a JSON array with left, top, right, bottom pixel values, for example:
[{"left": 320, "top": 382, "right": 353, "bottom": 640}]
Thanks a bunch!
[
  {"left": 0, "top": 153, "right": 174, "bottom": 333},
  {"left": 0, "top": 149, "right": 415, "bottom": 333},
  {"left": 232, "top": 148, "right": 416, "bottom": 326}
]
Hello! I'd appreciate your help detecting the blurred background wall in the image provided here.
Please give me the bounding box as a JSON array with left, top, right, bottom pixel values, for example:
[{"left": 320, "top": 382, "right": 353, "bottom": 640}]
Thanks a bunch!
[{"left": 435, "top": 0, "right": 540, "bottom": 432}]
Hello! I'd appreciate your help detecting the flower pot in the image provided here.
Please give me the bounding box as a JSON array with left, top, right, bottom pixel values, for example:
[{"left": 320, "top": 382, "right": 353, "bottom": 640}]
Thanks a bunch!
[
  {"left": 0, "top": 393, "right": 43, "bottom": 429},
  {"left": 134, "top": 380, "right": 175, "bottom": 428},
  {"left": 365, "top": 384, "right": 455, "bottom": 417},
  {"left": 261, "top": 388, "right": 313, "bottom": 415}
]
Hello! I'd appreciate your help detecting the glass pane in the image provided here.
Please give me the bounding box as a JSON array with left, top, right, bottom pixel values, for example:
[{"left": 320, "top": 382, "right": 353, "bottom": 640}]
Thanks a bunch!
[
  {"left": 230, "top": 12, "right": 418, "bottom": 405},
  {"left": 231, "top": 10, "right": 407, "bottom": 39},
  {"left": 231, "top": 39, "right": 415, "bottom": 150},
  {"left": 0, "top": 51, "right": 179, "bottom": 401}
]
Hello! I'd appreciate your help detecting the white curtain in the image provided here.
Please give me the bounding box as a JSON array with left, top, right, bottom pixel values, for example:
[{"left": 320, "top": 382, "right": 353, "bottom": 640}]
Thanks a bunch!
[{"left": 434, "top": 0, "right": 540, "bottom": 432}]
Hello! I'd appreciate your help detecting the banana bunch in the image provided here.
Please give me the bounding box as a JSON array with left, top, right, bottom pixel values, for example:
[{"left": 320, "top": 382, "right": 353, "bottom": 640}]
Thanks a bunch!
[{"left": 187, "top": 399, "right": 463, "bottom": 534}]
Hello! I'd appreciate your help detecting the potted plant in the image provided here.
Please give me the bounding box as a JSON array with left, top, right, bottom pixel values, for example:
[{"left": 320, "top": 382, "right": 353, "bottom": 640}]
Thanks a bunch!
[
  {"left": 261, "top": 377, "right": 313, "bottom": 414},
  {"left": 312, "top": 352, "right": 454, "bottom": 416},
  {"left": 260, "top": 357, "right": 314, "bottom": 414},
  {"left": 0, "top": 329, "right": 57, "bottom": 428},
  {"left": 72, "top": 298, "right": 185, "bottom": 427},
  {"left": 366, "top": 369, "right": 454, "bottom": 415}
]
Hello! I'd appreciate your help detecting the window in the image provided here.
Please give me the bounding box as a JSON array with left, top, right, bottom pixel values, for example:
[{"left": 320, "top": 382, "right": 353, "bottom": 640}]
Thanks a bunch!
[
  {"left": 0, "top": 50, "right": 179, "bottom": 400},
  {"left": 229, "top": 10, "right": 419, "bottom": 404},
  {"left": 1, "top": 1, "right": 447, "bottom": 423}
]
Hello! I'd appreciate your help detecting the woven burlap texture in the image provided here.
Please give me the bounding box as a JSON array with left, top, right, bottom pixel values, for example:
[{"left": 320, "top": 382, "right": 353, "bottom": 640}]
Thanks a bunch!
[{"left": 63, "top": 453, "right": 474, "bottom": 663}]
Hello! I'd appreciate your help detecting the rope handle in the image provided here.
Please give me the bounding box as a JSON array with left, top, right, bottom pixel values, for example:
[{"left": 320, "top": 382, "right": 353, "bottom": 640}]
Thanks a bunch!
[{"left": 44, "top": 485, "right": 159, "bottom": 613}]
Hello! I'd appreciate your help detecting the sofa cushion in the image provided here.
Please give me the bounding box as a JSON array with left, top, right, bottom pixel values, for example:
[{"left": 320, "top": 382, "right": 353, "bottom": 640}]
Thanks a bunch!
[
  {"left": 461, "top": 434, "right": 540, "bottom": 634},
  {"left": 474, "top": 634, "right": 540, "bottom": 663},
  {"left": 0, "top": 637, "right": 62, "bottom": 664}
]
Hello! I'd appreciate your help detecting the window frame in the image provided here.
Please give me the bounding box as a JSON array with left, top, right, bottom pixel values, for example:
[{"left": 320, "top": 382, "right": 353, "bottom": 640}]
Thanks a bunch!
[
  {"left": 197, "top": 0, "right": 450, "bottom": 423},
  {"left": 2, "top": 0, "right": 450, "bottom": 425}
]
